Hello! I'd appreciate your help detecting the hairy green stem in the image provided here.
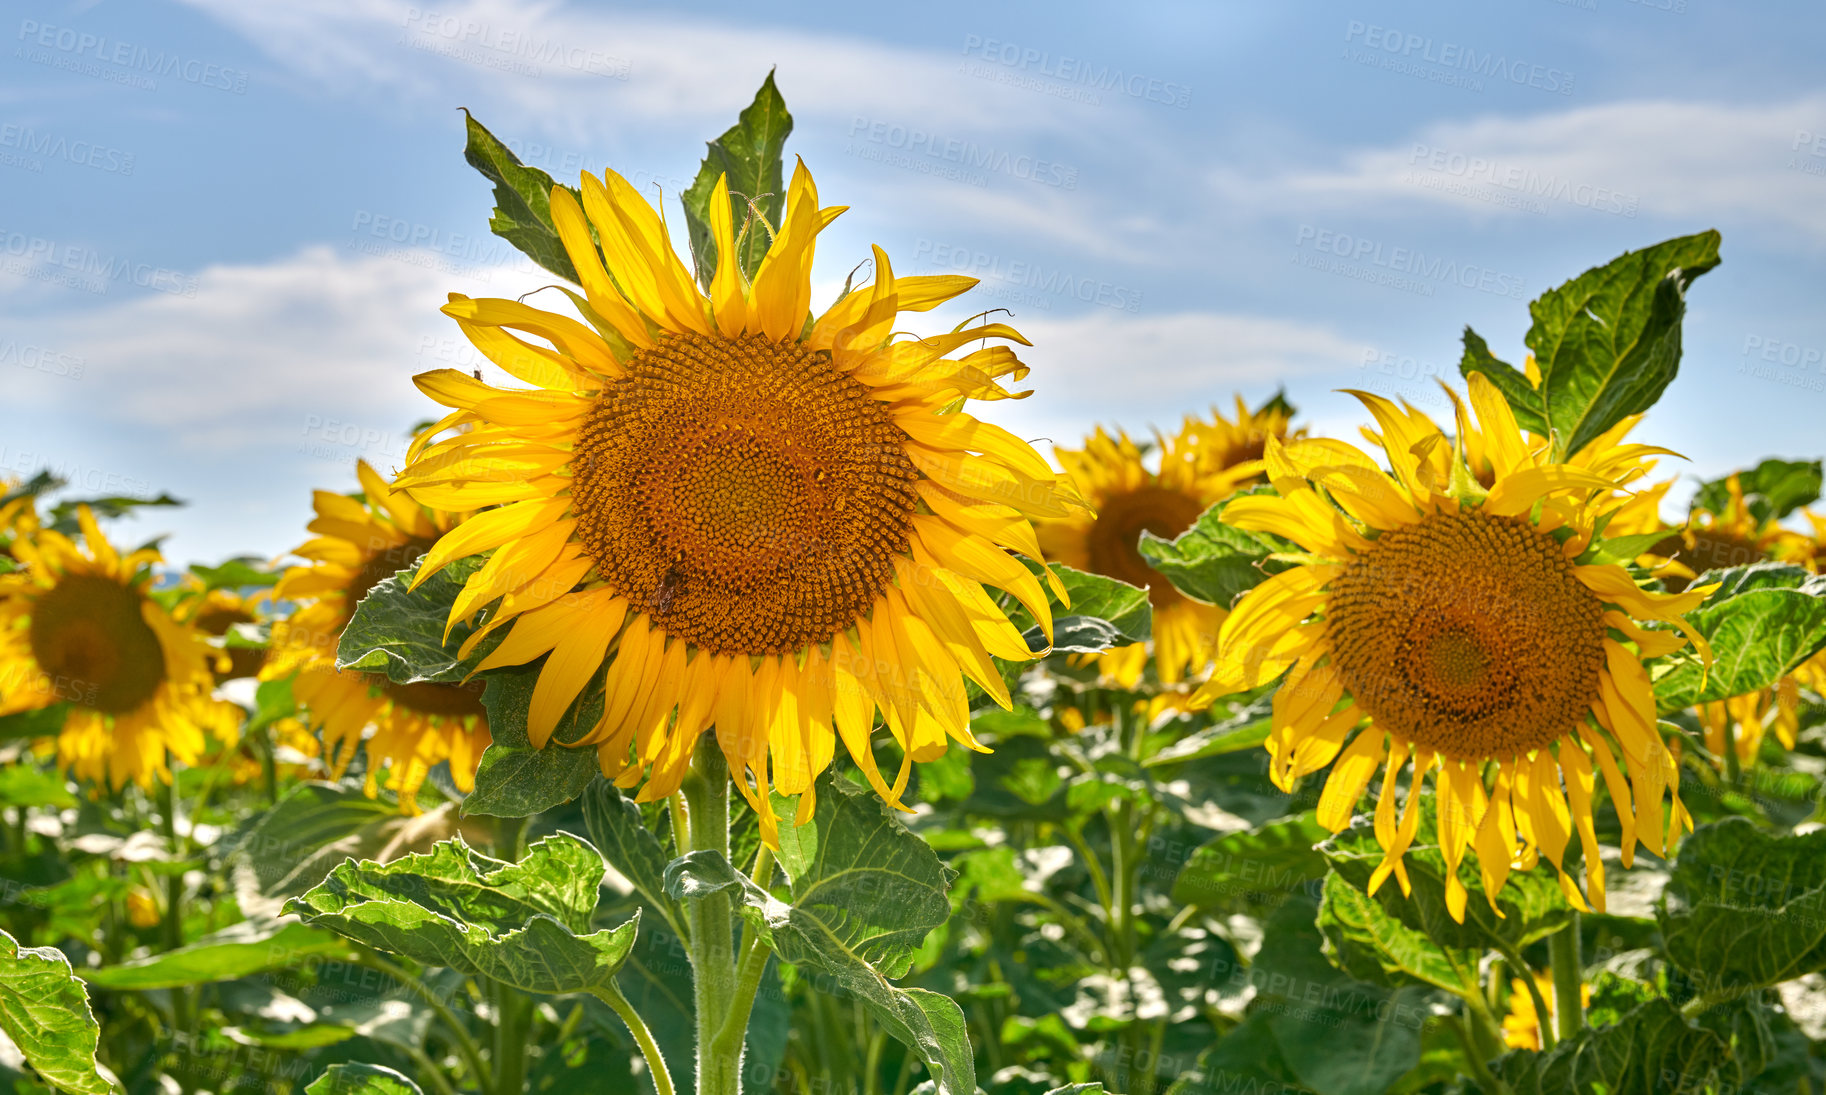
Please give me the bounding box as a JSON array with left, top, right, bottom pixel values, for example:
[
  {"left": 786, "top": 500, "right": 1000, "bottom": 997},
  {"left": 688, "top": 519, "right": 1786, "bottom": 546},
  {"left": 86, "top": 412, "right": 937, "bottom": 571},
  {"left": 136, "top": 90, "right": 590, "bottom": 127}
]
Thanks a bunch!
[
  {"left": 711, "top": 934, "right": 771, "bottom": 1067},
  {"left": 1445, "top": 1012, "right": 1512, "bottom": 1095},
  {"left": 598, "top": 981, "right": 678, "bottom": 1095},
  {"left": 406, "top": 1047, "right": 460, "bottom": 1095},
  {"left": 682, "top": 735, "right": 740, "bottom": 1095},
  {"left": 157, "top": 780, "right": 194, "bottom": 1095},
  {"left": 1549, "top": 912, "right": 1584, "bottom": 1041},
  {"left": 491, "top": 981, "right": 529, "bottom": 1095}
]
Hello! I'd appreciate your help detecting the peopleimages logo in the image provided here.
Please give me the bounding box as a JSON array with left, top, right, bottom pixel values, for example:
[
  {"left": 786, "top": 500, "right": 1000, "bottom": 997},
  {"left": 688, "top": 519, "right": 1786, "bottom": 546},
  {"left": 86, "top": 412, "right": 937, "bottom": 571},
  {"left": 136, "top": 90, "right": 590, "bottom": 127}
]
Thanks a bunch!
[
  {"left": 1342, "top": 21, "right": 1575, "bottom": 95},
  {"left": 15, "top": 20, "right": 249, "bottom": 93},
  {"left": 0, "top": 124, "right": 134, "bottom": 175},
  {"left": 1293, "top": 225, "right": 1528, "bottom": 300},
  {"left": 959, "top": 34, "right": 1191, "bottom": 110},
  {"left": 1407, "top": 144, "right": 1638, "bottom": 217},
  {"left": 846, "top": 118, "right": 1078, "bottom": 190}
]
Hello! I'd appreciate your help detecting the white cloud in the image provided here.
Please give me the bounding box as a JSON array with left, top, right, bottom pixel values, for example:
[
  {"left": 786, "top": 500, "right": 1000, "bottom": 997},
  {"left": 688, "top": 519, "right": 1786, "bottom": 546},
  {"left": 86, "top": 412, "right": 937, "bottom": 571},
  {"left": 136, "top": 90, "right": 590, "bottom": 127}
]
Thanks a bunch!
[
  {"left": 1210, "top": 96, "right": 1826, "bottom": 243},
  {"left": 3, "top": 244, "right": 529, "bottom": 455},
  {"left": 977, "top": 309, "right": 1370, "bottom": 446},
  {"left": 173, "top": 0, "right": 1106, "bottom": 141}
]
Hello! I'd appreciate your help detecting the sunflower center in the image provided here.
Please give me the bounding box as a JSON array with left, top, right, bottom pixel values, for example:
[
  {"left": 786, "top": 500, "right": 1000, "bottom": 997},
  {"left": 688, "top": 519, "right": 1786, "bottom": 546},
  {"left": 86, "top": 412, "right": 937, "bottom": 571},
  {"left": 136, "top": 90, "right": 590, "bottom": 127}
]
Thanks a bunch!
[
  {"left": 28, "top": 574, "right": 165, "bottom": 714},
  {"left": 380, "top": 678, "right": 488, "bottom": 720},
  {"left": 195, "top": 603, "right": 265, "bottom": 681},
  {"left": 1326, "top": 508, "right": 1604, "bottom": 759},
  {"left": 1087, "top": 486, "right": 1206, "bottom": 608},
  {"left": 571, "top": 331, "right": 920, "bottom": 656}
]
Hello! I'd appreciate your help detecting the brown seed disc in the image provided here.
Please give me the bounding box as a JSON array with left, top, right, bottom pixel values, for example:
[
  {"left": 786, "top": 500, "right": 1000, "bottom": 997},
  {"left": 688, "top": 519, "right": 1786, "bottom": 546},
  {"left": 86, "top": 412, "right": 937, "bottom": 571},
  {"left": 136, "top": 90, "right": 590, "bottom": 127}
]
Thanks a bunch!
[
  {"left": 29, "top": 574, "right": 166, "bottom": 714},
  {"left": 1325, "top": 509, "right": 1605, "bottom": 760},
  {"left": 571, "top": 331, "right": 920, "bottom": 656},
  {"left": 1086, "top": 486, "right": 1207, "bottom": 609},
  {"left": 381, "top": 678, "right": 488, "bottom": 719}
]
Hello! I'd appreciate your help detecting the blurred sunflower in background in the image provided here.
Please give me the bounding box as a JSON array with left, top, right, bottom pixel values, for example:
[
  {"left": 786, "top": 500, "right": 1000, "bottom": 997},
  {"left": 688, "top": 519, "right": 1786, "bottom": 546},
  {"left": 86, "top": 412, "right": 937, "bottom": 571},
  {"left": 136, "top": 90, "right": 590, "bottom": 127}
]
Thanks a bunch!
[
  {"left": 396, "top": 162, "right": 1083, "bottom": 842},
  {"left": 1501, "top": 971, "right": 1588, "bottom": 1050},
  {"left": 265, "top": 460, "right": 488, "bottom": 810},
  {"left": 1196, "top": 376, "right": 1713, "bottom": 920},
  {"left": 1664, "top": 487, "right": 1826, "bottom": 766},
  {"left": 0, "top": 507, "right": 237, "bottom": 789},
  {"left": 1646, "top": 473, "right": 1813, "bottom": 592},
  {"left": 1038, "top": 396, "right": 1296, "bottom": 689},
  {"left": 183, "top": 585, "right": 270, "bottom": 683}
]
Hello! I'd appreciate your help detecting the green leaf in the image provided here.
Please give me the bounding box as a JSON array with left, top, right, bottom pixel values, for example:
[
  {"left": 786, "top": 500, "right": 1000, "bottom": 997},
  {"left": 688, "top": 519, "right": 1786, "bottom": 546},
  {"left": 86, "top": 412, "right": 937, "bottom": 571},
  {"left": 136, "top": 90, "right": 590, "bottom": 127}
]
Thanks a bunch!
[
  {"left": 305, "top": 1063, "right": 423, "bottom": 1095},
  {"left": 1497, "top": 998, "right": 1733, "bottom": 1095},
  {"left": 666, "top": 774, "right": 974, "bottom": 1095},
  {"left": 336, "top": 555, "right": 497, "bottom": 684},
  {"left": 46, "top": 492, "right": 182, "bottom": 535},
  {"left": 0, "top": 703, "right": 70, "bottom": 742},
  {"left": 0, "top": 470, "right": 62, "bottom": 509},
  {"left": 771, "top": 771, "right": 955, "bottom": 978},
  {"left": 1144, "top": 695, "right": 1273, "bottom": 766},
  {"left": 1457, "top": 326, "right": 1548, "bottom": 436},
  {"left": 465, "top": 660, "right": 602, "bottom": 817},
  {"left": 188, "top": 556, "right": 280, "bottom": 591},
  {"left": 0, "top": 929, "right": 114, "bottom": 1095},
  {"left": 1321, "top": 805, "right": 1573, "bottom": 954},
  {"left": 1577, "top": 528, "right": 1678, "bottom": 567},
  {"left": 219, "top": 781, "right": 401, "bottom": 899},
  {"left": 462, "top": 109, "right": 580, "bottom": 284},
  {"left": 287, "top": 834, "right": 639, "bottom": 997},
  {"left": 1658, "top": 818, "right": 1826, "bottom": 991},
  {"left": 1246, "top": 895, "right": 1428, "bottom": 1095},
  {"left": 1523, "top": 230, "right": 1723, "bottom": 457},
  {"left": 1171, "top": 813, "right": 1329, "bottom": 916},
  {"left": 1318, "top": 872, "right": 1480, "bottom": 996},
  {"left": 1139, "top": 491, "right": 1296, "bottom": 609},
  {"left": 242, "top": 675, "right": 299, "bottom": 737},
  {"left": 82, "top": 918, "right": 347, "bottom": 991},
  {"left": 681, "top": 70, "right": 793, "bottom": 287},
  {"left": 1691, "top": 458, "right": 1824, "bottom": 523},
  {"left": 1651, "top": 566, "right": 1826, "bottom": 712},
  {"left": 0, "top": 763, "right": 76, "bottom": 809},
  {"left": 581, "top": 779, "right": 677, "bottom": 922},
  {"left": 1001, "top": 563, "right": 1152, "bottom": 654}
]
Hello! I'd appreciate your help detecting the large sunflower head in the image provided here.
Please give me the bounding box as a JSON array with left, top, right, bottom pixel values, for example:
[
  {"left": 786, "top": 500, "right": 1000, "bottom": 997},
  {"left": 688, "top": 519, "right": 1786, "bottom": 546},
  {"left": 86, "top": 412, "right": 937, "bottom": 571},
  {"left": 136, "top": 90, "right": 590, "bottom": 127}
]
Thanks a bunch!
[
  {"left": 1194, "top": 376, "right": 1715, "bottom": 920},
  {"left": 394, "top": 162, "right": 1085, "bottom": 842},
  {"left": 0, "top": 507, "right": 236, "bottom": 789},
  {"left": 1038, "top": 400, "right": 1294, "bottom": 687},
  {"left": 266, "top": 460, "right": 488, "bottom": 810}
]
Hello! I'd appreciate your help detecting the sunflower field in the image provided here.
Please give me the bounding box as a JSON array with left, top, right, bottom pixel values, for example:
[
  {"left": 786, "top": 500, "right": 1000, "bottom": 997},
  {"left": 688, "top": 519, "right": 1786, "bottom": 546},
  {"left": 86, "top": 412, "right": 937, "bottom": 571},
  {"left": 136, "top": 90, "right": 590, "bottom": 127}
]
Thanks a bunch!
[{"left": 5, "top": 74, "right": 1826, "bottom": 1095}]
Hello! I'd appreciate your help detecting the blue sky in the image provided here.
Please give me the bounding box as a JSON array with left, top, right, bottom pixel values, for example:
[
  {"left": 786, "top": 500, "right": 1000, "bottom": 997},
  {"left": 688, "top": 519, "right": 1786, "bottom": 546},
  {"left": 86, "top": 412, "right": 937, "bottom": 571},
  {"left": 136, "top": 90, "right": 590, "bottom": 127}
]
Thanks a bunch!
[{"left": 5, "top": 0, "right": 1825, "bottom": 565}]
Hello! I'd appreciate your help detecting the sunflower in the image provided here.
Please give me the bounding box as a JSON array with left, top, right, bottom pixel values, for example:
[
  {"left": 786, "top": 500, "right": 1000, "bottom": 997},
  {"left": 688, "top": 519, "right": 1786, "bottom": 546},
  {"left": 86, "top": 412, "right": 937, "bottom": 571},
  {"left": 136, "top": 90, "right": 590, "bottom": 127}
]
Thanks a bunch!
[
  {"left": 393, "top": 162, "right": 1082, "bottom": 842},
  {"left": 1646, "top": 473, "right": 1812, "bottom": 593},
  {"left": 1368, "top": 376, "right": 1673, "bottom": 526},
  {"left": 1671, "top": 492, "right": 1824, "bottom": 765},
  {"left": 264, "top": 460, "right": 489, "bottom": 810},
  {"left": 1037, "top": 399, "right": 1294, "bottom": 688},
  {"left": 182, "top": 586, "right": 270, "bottom": 682},
  {"left": 1192, "top": 376, "right": 1715, "bottom": 919},
  {"left": 0, "top": 507, "right": 237, "bottom": 789}
]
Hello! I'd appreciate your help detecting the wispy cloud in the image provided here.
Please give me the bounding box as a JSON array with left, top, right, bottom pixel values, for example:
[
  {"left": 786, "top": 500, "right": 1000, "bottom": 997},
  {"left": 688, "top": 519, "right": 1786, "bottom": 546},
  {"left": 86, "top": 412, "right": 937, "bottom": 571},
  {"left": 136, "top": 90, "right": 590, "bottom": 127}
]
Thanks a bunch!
[
  {"left": 172, "top": 0, "right": 1112, "bottom": 140},
  {"left": 5, "top": 244, "right": 501, "bottom": 453},
  {"left": 1210, "top": 96, "right": 1826, "bottom": 245}
]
